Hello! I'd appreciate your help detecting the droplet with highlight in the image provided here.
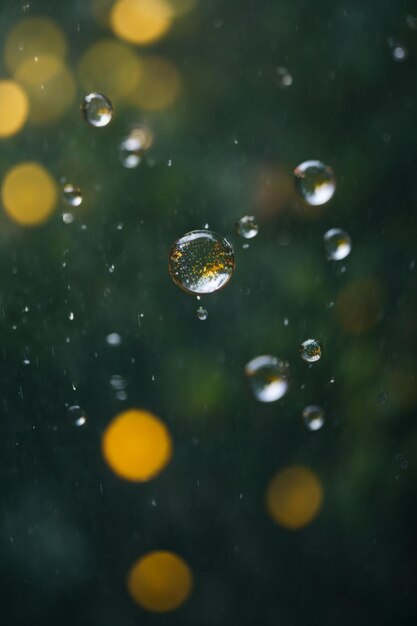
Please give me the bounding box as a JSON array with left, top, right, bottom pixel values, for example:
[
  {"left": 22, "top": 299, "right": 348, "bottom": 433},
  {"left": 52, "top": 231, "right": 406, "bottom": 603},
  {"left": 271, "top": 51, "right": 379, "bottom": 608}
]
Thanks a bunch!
[
  {"left": 299, "top": 339, "right": 322, "bottom": 363},
  {"left": 294, "top": 160, "right": 336, "bottom": 206},
  {"left": 63, "top": 183, "right": 82, "bottom": 207},
  {"left": 119, "top": 131, "right": 145, "bottom": 169},
  {"left": 302, "top": 405, "right": 325, "bottom": 431},
  {"left": 245, "top": 355, "right": 290, "bottom": 402},
  {"left": 196, "top": 306, "right": 208, "bottom": 320},
  {"left": 169, "top": 230, "right": 235, "bottom": 295},
  {"left": 388, "top": 37, "right": 408, "bottom": 62},
  {"left": 323, "top": 228, "right": 352, "bottom": 261},
  {"left": 276, "top": 66, "right": 293, "bottom": 88},
  {"left": 68, "top": 404, "right": 87, "bottom": 427},
  {"left": 236, "top": 215, "right": 259, "bottom": 239},
  {"left": 81, "top": 92, "right": 113, "bottom": 127}
]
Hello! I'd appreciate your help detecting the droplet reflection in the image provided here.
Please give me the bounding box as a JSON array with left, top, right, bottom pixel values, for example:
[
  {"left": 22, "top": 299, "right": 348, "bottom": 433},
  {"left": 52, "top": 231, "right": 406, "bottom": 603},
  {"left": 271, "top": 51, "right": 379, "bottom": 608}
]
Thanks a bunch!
[
  {"left": 245, "top": 355, "right": 290, "bottom": 402},
  {"left": 299, "top": 339, "right": 322, "bottom": 363},
  {"left": 323, "top": 228, "right": 352, "bottom": 261},
  {"left": 302, "top": 405, "right": 325, "bottom": 431},
  {"left": 81, "top": 92, "right": 113, "bottom": 127},
  {"left": 294, "top": 160, "right": 336, "bottom": 206}
]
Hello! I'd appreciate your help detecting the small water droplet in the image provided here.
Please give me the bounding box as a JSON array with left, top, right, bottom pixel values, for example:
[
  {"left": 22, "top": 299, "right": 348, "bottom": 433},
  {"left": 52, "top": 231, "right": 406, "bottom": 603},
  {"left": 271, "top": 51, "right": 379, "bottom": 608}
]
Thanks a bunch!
[
  {"left": 245, "top": 355, "right": 290, "bottom": 402},
  {"left": 302, "top": 405, "right": 325, "bottom": 431},
  {"left": 329, "top": 376, "right": 335, "bottom": 384},
  {"left": 276, "top": 66, "right": 293, "bottom": 88},
  {"left": 197, "top": 306, "right": 208, "bottom": 320},
  {"left": 388, "top": 37, "right": 408, "bottom": 61},
  {"left": 68, "top": 405, "right": 87, "bottom": 427},
  {"left": 68, "top": 311, "right": 74, "bottom": 320},
  {"left": 106, "top": 332, "right": 122, "bottom": 346},
  {"left": 323, "top": 228, "right": 352, "bottom": 261},
  {"left": 23, "top": 358, "right": 30, "bottom": 365},
  {"left": 63, "top": 184, "right": 82, "bottom": 207},
  {"left": 109, "top": 264, "right": 115, "bottom": 273},
  {"left": 294, "top": 160, "right": 336, "bottom": 205},
  {"left": 236, "top": 215, "right": 259, "bottom": 239},
  {"left": 283, "top": 318, "right": 289, "bottom": 326},
  {"left": 299, "top": 339, "right": 323, "bottom": 363},
  {"left": 81, "top": 92, "right": 113, "bottom": 127},
  {"left": 62, "top": 212, "right": 74, "bottom": 224},
  {"left": 169, "top": 230, "right": 235, "bottom": 295},
  {"left": 167, "top": 159, "right": 172, "bottom": 167},
  {"left": 110, "top": 375, "right": 127, "bottom": 390},
  {"left": 119, "top": 131, "right": 144, "bottom": 168}
]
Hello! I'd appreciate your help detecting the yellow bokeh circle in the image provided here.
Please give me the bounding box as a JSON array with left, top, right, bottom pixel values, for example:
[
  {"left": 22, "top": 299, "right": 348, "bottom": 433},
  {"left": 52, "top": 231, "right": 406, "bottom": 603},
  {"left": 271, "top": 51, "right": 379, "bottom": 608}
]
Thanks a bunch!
[
  {"left": 129, "top": 56, "right": 182, "bottom": 110},
  {"left": 5, "top": 17, "right": 67, "bottom": 76},
  {"left": 78, "top": 39, "right": 143, "bottom": 101},
  {"left": 127, "top": 551, "right": 193, "bottom": 612},
  {"left": 266, "top": 465, "right": 324, "bottom": 530},
  {"left": 111, "top": 0, "right": 173, "bottom": 45},
  {"left": 0, "top": 81, "right": 29, "bottom": 138},
  {"left": 102, "top": 409, "right": 172, "bottom": 481},
  {"left": 1, "top": 162, "right": 57, "bottom": 226}
]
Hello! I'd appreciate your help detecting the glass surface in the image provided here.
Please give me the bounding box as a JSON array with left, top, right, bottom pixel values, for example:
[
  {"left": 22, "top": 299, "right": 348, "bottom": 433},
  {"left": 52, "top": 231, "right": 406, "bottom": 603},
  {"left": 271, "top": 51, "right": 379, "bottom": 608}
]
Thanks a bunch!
[{"left": 0, "top": 1, "right": 416, "bottom": 625}]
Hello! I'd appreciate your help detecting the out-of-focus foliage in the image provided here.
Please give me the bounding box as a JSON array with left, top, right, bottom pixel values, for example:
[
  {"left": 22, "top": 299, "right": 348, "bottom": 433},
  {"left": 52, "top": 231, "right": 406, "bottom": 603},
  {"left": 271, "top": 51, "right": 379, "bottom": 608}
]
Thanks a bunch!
[{"left": 0, "top": 0, "right": 416, "bottom": 625}]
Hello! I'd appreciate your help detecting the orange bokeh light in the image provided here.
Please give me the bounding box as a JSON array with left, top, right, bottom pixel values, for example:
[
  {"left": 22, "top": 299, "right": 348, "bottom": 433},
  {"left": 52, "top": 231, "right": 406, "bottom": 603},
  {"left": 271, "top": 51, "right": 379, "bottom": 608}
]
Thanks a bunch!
[
  {"left": 0, "top": 80, "right": 29, "bottom": 138},
  {"left": 110, "top": 0, "right": 173, "bottom": 45},
  {"left": 1, "top": 162, "right": 57, "bottom": 226}
]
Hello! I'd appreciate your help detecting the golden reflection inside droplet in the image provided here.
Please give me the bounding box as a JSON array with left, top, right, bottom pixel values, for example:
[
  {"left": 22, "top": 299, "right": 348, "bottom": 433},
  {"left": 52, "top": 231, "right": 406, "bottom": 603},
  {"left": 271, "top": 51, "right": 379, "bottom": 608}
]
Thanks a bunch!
[
  {"left": 78, "top": 39, "right": 143, "bottom": 102},
  {"left": 0, "top": 80, "right": 29, "bottom": 138},
  {"left": 128, "top": 55, "right": 182, "bottom": 110},
  {"left": 127, "top": 551, "right": 193, "bottom": 612},
  {"left": 1, "top": 162, "right": 57, "bottom": 226},
  {"left": 266, "top": 465, "right": 324, "bottom": 529},
  {"left": 110, "top": 0, "right": 173, "bottom": 45},
  {"left": 102, "top": 409, "right": 172, "bottom": 481}
]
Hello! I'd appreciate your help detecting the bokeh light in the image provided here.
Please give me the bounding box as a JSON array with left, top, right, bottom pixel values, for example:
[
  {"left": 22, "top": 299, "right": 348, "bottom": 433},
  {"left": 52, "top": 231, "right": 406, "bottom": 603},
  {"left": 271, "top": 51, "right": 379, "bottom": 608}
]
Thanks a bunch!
[
  {"left": 1, "top": 162, "right": 58, "bottom": 226},
  {"left": 5, "top": 17, "right": 67, "bottom": 76},
  {"left": 15, "top": 56, "right": 76, "bottom": 125},
  {"left": 102, "top": 409, "right": 172, "bottom": 481},
  {"left": 266, "top": 465, "right": 324, "bottom": 530},
  {"left": 127, "top": 551, "right": 193, "bottom": 612},
  {"left": 110, "top": 0, "right": 173, "bottom": 45},
  {"left": 336, "top": 279, "right": 383, "bottom": 334},
  {"left": 0, "top": 80, "right": 29, "bottom": 138},
  {"left": 128, "top": 56, "right": 182, "bottom": 110},
  {"left": 78, "top": 39, "right": 143, "bottom": 102},
  {"left": 166, "top": 0, "right": 196, "bottom": 16}
]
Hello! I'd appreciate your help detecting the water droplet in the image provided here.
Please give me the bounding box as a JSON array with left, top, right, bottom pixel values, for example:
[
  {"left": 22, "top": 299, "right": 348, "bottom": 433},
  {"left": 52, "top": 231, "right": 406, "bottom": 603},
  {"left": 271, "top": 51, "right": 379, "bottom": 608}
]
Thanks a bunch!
[
  {"left": 294, "top": 160, "right": 336, "bottom": 205},
  {"left": 377, "top": 391, "right": 388, "bottom": 405},
  {"left": 245, "top": 355, "right": 290, "bottom": 402},
  {"left": 63, "top": 184, "right": 83, "bottom": 207},
  {"left": 283, "top": 318, "right": 289, "bottom": 326},
  {"left": 68, "top": 311, "right": 74, "bottom": 320},
  {"left": 106, "top": 332, "right": 122, "bottom": 346},
  {"left": 68, "top": 405, "right": 87, "bottom": 427},
  {"left": 119, "top": 132, "right": 144, "bottom": 169},
  {"left": 276, "top": 66, "right": 293, "bottom": 88},
  {"left": 23, "top": 358, "right": 30, "bottom": 365},
  {"left": 329, "top": 376, "right": 335, "bottom": 384},
  {"left": 323, "top": 228, "right": 352, "bottom": 261},
  {"left": 62, "top": 212, "right": 74, "bottom": 224},
  {"left": 169, "top": 230, "right": 235, "bottom": 295},
  {"left": 299, "top": 339, "right": 323, "bottom": 363},
  {"left": 81, "top": 92, "right": 113, "bottom": 127},
  {"left": 197, "top": 306, "right": 208, "bottom": 320},
  {"left": 109, "top": 375, "right": 127, "bottom": 390},
  {"left": 388, "top": 38, "right": 408, "bottom": 62},
  {"left": 236, "top": 215, "right": 259, "bottom": 239},
  {"left": 302, "top": 405, "right": 325, "bottom": 431}
]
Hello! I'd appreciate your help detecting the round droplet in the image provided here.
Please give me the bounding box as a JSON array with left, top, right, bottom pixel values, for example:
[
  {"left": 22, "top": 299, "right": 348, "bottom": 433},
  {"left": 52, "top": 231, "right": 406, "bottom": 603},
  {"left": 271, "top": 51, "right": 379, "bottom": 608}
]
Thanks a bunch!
[
  {"left": 302, "top": 405, "right": 325, "bottom": 431},
  {"left": 169, "top": 230, "right": 235, "bottom": 295},
  {"left": 63, "top": 183, "right": 82, "bottom": 207},
  {"left": 276, "top": 66, "right": 293, "bottom": 88},
  {"left": 323, "top": 228, "right": 352, "bottom": 261},
  {"left": 294, "top": 160, "right": 336, "bottom": 206},
  {"left": 388, "top": 37, "right": 408, "bottom": 62},
  {"left": 299, "top": 339, "right": 322, "bottom": 363},
  {"left": 81, "top": 92, "right": 113, "bottom": 127},
  {"left": 110, "top": 374, "right": 128, "bottom": 391},
  {"left": 68, "top": 404, "right": 87, "bottom": 427},
  {"left": 119, "top": 132, "right": 144, "bottom": 169},
  {"left": 196, "top": 306, "right": 208, "bottom": 320},
  {"left": 236, "top": 215, "right": 259, "bottom": 239},
  {"left": 245, "top": 355, "right": 290, "bottom": 402}
]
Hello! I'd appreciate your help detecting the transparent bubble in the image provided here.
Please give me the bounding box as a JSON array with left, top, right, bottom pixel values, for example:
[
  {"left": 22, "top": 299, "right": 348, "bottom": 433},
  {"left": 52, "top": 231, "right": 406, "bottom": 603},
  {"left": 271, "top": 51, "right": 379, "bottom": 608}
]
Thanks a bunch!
[
  {"left": 294, "top": 160, "right": 336, "bottom": 206},
  {"left": 299, "top": 339, "right": 323, "bottom": 363},
  {"left": 276, "top": 66, "right": 293, "bottom": 88},
  {"left": 81, "top": 92, "right": 113, "bottom": 127},
  {"left": 63, "top": 183, "right": 82, "bottom": 207},
  {"left": 68, "top": 405, "right": 87, "bottom": 427},
  {"left": 323, "top": 228, "right": 352, "bottom": 261},
  {"left": 236, "top": 215, "right": 259, "bottom": 239},
  {"left": 197, "top": 306, "right": 208, "bottom": 320},
  {"left": 169, "top": 230, "right": 235, "bottom": 295},
  {"left": 302, "top": 405, "right": 325, "bottom": 431},
  {"left": 245, "top": 355, "right": 290, "bottom": 402}
]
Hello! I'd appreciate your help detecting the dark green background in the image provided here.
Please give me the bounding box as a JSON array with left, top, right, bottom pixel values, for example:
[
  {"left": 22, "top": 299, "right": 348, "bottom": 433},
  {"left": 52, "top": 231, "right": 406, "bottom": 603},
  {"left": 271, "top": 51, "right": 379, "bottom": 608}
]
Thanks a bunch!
[{"left": 1, "top": 0, "right": 416, "bottom": 624}]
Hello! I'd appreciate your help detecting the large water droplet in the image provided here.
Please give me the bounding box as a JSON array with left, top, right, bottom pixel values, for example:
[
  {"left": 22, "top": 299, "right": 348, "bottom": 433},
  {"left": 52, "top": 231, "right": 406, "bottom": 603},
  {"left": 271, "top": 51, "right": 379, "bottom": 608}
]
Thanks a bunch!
[
  {"left": 68, "top": 405, "right": 87, "bottom": 427},
  {"left": 294, "top": 160, "right": 336, "bottom": 205},
  {"left": 302, "top": 405, "right": 325, "bottom": 431},
  {"left": 323, "top": 228, "right": 352, "bottom": 261},
  {"left": 245, "top": 355, "right": 290, "bottom": 402},
  {"left": 299, "top": 339, "right": 323, "bottom": 363},
  {"left": 197, "top": 306, "right": 208, "bottom": 320},
  {"left": 169, "top": 230, "right": 235, "bottom": 295},
  {"left": 63, "top": 183, "right": 82, "bottom": 207},
  {"left": 236, "top": 215, "right": 259, "bottom": 239},
  {"left": 81, "top": 92, "right": 113, "bottom": 127}
]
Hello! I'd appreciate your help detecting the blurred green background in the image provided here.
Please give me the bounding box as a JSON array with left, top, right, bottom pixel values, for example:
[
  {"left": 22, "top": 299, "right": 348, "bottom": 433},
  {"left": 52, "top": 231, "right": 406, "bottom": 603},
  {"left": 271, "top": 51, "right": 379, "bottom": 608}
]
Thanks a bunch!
[{"left": 0, "top": 0, "right": 416, "bottom": 624}]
